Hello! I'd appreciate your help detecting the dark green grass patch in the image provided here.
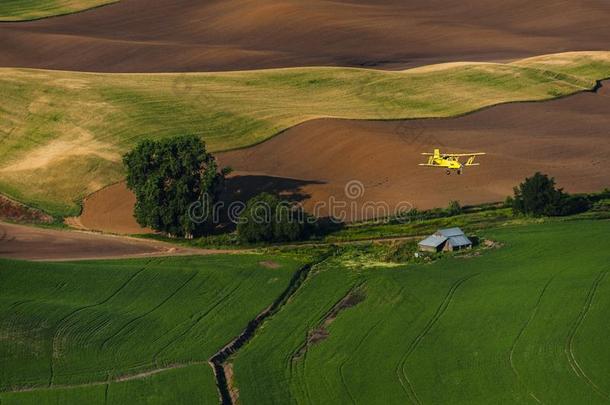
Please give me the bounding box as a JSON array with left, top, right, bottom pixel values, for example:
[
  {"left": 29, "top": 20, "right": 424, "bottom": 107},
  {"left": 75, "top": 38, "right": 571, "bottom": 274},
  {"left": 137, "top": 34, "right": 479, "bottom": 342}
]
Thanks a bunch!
[
  {"left": 233, "top": 220, "right": 610, "bottom": 404},
  {"left": 0, "top": 253, "right": 305, "bottom": 403}
]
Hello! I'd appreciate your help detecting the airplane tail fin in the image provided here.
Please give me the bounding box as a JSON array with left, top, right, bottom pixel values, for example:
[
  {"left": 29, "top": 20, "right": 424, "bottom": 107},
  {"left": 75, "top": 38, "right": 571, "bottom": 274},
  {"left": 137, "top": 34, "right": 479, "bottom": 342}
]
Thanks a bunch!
[{"left": 434, "top": 148, "right": 440, "bottom": 159}]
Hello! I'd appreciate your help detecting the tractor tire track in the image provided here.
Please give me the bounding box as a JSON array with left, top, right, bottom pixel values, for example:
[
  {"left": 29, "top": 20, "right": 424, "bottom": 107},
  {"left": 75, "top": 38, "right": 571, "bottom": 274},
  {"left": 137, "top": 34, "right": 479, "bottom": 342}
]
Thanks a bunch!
[
  {"left": 6, "top": 361, "right": 208, "bottom": 393},
  {"left": 337, "top": 282, "right": 407, "bottom": 405},
  {"left": 396, "top": 273, "right": 479, "bottom": 405},
  {"left": 100, "top": 270, "right": 198, "bottom": 351},
  {"left": 564, "top": 271, "right": 609, "bottom": 400},
  {"left": 48, "top": 258, "right": 159, "bottom": 388},
  {"left": 508, "top": 276, "right": 556, "bottom": 404},
  {"left": 339, "top": 317, "right": 385, "bottom": 405},
  {"left": 151, "top": 266, "right": 256, "bottom": 364}
]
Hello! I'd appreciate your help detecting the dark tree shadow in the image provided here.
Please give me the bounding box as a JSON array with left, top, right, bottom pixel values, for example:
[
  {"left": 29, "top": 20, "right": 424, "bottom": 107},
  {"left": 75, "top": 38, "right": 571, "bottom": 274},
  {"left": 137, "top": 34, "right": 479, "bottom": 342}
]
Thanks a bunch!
[{"left": 213, "top": 174, "right": 326, "bottom": 232}]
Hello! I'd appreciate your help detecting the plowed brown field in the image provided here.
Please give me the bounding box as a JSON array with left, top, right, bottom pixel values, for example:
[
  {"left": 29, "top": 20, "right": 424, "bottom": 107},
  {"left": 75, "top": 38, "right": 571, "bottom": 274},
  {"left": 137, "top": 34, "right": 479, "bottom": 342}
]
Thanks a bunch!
[
  {"left": 72, "top": 82, "right": 610, "bottom": 232},
  {"left": 1, "top": 0, "right": 610, "bottom": 72}
]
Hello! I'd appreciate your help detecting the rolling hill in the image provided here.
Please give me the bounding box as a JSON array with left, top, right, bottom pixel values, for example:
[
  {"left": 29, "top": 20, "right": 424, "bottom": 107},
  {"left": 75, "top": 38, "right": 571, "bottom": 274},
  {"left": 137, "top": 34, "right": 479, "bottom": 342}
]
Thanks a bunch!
[
  {"left": 0, "top": 253, "right": 306, "bottom": 403},
  {"left": 1, "top": 51, "right": 609, "bottom": 216},
  {"left": 1, "top": 0, "right": 610, "bottom": 72},
  {"left": 233, "top": 220, "right": 610, "bottom": 404}
]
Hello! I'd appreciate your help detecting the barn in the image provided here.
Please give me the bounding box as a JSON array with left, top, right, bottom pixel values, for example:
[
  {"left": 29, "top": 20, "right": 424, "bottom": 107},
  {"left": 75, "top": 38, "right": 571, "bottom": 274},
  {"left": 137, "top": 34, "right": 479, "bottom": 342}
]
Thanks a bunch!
[{"left": 418, "top": 227, "right": 472, "bottom": 252}]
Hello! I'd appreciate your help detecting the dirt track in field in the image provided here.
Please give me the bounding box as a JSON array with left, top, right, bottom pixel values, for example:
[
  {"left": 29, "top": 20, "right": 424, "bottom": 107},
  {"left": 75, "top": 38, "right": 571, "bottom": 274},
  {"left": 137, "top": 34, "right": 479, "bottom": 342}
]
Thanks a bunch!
[
  {"left": 0, "top": 221, "right": 235, "bottom": 261},
  {"left": 1, "top": 0, "right": 610, "bottom": 72},
  {"left": 72, "top": 82, "right": 610, "bottom": 232}
]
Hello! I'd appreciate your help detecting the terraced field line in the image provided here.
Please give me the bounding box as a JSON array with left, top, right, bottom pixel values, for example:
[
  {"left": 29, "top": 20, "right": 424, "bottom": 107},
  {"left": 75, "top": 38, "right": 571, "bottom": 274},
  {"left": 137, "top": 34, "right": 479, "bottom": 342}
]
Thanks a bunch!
[
  {"left": 99, "top": 270, "right": 198, "bottom": 351},
  {"left": 396, "top": 273, "right": 479, "bottom": 405},
  {"left": 508, "top": 276, "right": 556, "bottom": 404},
  {"left": 48, "top": 258, "right": 159, "bottom": 387},
  {"left": 564, "top": 271, "right": 609, "bottom": 400}
]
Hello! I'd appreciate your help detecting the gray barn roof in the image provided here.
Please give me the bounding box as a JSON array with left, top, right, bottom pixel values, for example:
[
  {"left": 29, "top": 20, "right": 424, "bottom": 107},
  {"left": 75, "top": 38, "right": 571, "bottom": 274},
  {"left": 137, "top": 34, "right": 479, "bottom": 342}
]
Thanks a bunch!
[
  {"left": 447, "top": 235, "right": 472, "bottom": 247},
  {"left": 418, "top": 234, "right": 447, "bottom": 248}
]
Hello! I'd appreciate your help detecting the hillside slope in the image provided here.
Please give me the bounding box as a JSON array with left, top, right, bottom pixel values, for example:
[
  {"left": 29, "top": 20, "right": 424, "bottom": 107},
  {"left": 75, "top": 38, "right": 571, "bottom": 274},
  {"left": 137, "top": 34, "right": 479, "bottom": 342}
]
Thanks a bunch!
[
  {"left": 1, "top": 52, "right": 608, "bottom": 216},
  {"left": 234, "top": 220, "right": 610, "bottom": 404},
  {"left": 1, "top": 0, "right": 610, "bottom": 72}
]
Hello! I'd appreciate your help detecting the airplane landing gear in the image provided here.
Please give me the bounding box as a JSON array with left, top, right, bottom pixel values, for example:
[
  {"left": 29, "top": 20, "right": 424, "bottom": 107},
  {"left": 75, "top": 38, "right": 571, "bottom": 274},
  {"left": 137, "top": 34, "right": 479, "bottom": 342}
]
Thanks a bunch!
[
  {"left": 446, "top": 169, "right": 451, "bottom": 175},
  {"left": 457, "top": 169, "right": 462, "bottom": 175}
]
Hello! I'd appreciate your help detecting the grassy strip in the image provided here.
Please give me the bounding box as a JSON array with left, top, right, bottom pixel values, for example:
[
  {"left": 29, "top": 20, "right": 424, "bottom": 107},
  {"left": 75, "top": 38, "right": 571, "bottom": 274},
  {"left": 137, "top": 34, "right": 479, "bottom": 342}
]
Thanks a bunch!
[
  {"left": 0, "top": 0, "right": 118, "bottom": 21},
  {"left": 135, "top": 191, "right": 610, "bottom": 250},
  {"left": 0, "top": 51, "right": 609, "bottom": 215}
]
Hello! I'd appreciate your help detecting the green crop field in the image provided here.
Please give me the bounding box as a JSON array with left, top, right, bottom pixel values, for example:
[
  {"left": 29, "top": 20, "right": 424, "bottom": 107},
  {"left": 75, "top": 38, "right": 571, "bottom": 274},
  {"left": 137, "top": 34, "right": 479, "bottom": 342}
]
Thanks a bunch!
[
  {"left": 0, "top": 253, "right": 306, "bottom": 404},
  {"left": 233, "top": 220, "right": 610, "bottom": 404},
  {"left": 1, "top": 51, "right": 609, "bottom": 216},
  {"left": 0, "top": 0, "right": 118, "bottom": 21}
]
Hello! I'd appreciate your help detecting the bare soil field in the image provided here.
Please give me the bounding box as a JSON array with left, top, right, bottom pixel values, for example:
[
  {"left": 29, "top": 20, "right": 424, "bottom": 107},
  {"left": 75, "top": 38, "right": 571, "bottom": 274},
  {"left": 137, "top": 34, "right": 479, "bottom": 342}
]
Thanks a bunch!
[
  {"left": 74, "top": 81, "right": 610, "bottom": 231},
  {"left": 0, "top": 221, "right": 229, "bottom": 260},
  {"left": 218, "top": 82, "right": 610, "bottom": 219},
  {"left": 1, "top": 0, "right": 610, "bottom": 72},
  {"left": 67, "top": 181, "right": 152, "bottom": 234}
]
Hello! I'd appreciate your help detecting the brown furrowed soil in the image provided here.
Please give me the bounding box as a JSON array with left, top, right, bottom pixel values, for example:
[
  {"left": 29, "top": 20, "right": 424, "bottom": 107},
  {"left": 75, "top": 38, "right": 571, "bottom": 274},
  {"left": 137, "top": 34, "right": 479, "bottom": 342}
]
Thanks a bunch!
[
  {"left": 66, "top": 181, "right": 152, "bottom": 235},
  {"left": 1, "top": 0, "right": 610, "bottom": 72},
  {"left": 218, "top": 81, "right": 610, "bottom": 219},
  {"left": 73, "top": 81, "right": 610, "bottom": 231},
  {"left": 0, "top": 221, "right": 234, "bottom": 261}
]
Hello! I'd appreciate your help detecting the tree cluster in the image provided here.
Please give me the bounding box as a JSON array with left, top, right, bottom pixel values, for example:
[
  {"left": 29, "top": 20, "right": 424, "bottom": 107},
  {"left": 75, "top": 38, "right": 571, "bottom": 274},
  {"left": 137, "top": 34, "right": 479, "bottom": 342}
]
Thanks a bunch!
[{"left": 236, "top": 193, "right": 310, "bottom": 243}]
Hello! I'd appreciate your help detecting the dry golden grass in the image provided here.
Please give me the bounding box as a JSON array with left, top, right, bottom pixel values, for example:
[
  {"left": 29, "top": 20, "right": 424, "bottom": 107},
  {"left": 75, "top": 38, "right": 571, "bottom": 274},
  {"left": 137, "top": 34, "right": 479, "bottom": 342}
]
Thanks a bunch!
[{"left": 0, "top": 51, "right": 609, "bottom": 215}]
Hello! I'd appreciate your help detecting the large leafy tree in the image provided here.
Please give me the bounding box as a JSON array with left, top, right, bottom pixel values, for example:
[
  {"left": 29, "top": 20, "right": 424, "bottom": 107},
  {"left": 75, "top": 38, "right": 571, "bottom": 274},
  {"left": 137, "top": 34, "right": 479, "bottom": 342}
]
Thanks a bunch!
[
  {"left": 512, "top": 172, "right": 562, "bottom": 216},
  {"left": 123, "top": 135, "right": 228, "bottom": 237},
  {"left": 511, "top": 172, "right": 589, "bottom": 217}
]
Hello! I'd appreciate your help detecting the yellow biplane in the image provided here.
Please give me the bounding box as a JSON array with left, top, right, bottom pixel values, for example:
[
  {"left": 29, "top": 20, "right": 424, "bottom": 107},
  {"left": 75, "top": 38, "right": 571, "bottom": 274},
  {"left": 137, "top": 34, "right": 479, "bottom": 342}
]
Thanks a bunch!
[{"left": 419, "top": 149, "right": 485, "bottom": 175}]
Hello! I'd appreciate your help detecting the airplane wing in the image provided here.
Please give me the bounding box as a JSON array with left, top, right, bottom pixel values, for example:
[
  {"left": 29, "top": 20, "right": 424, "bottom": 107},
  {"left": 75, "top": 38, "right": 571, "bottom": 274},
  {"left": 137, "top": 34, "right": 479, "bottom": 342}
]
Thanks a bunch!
[{"left": 442, "top": 152, "right": 486, "bottom": 157}]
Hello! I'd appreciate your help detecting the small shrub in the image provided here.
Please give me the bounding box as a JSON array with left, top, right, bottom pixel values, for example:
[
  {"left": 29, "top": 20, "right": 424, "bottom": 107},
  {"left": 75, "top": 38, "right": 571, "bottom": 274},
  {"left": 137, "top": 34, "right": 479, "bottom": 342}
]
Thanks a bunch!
[{"left": 447, "top": 200, "right": 462, "bottom": 216}]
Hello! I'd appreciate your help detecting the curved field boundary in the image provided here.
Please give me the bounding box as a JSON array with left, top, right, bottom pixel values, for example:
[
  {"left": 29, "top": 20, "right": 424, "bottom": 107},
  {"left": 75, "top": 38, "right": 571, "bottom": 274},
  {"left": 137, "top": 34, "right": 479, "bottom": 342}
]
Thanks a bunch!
[
  {"left": 396, "top": 273, "right": 479, "bottom": 405},
  {"left": 564, "top": 271, "right": 609, "bottom": 400},
  {"left": 508, "top": 276, "right": 557, "bottom": 404},
  {"left": 0, "top": 1, "right": 119, "bottom": 22},
  {"left": 1, "top": 51, "right": 609, "bottom": 216}
]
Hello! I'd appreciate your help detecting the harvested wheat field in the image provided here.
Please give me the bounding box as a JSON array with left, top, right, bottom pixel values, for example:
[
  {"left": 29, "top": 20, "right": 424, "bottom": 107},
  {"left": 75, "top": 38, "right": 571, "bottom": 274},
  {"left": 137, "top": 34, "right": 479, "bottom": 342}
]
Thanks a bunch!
[
  {"left": 1, "top": 0, "right": 610, "bottom": 72},
  {"left": 74, "top": 81, "right": 610, "bottom": 231}
]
